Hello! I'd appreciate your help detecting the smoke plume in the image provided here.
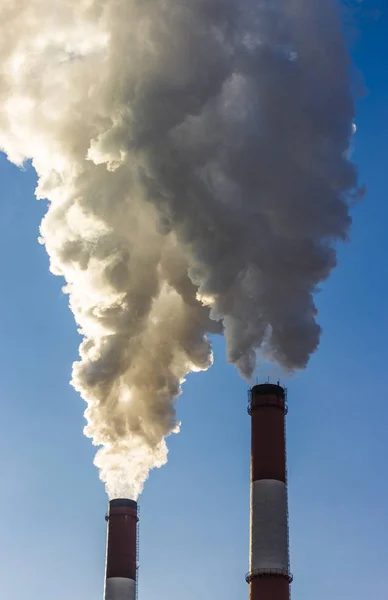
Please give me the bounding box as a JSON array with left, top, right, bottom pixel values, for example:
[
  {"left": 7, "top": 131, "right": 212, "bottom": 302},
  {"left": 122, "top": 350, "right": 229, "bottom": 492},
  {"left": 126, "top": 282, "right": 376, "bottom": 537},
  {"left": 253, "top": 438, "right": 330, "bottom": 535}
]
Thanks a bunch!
[{"left": 0, "top": 0, "right": 359, "bottom": 498}]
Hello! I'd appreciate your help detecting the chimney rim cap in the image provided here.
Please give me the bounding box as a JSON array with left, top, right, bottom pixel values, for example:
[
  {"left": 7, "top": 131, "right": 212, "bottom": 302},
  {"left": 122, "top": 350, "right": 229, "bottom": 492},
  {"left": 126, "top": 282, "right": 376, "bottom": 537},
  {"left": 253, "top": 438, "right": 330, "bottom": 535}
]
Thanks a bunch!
[{"left": 251, "top": 383, "right": 285, "bottom": 398}]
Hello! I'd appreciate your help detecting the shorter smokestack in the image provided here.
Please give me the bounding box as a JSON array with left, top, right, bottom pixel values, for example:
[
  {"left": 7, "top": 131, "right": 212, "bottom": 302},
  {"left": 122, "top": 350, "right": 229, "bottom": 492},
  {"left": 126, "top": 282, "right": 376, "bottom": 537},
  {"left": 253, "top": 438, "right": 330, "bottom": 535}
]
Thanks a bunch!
[{"left": 104, "top": 499, "right": 138, "bottom": 600}]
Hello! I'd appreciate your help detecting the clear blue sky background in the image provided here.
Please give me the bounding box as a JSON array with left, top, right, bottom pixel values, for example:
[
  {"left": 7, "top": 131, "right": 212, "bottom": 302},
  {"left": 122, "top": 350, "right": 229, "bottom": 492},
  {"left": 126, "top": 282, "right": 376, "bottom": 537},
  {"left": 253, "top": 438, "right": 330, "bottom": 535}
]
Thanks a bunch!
[{"left": 0, "top": 3, "right": 387, "bottom": 600}]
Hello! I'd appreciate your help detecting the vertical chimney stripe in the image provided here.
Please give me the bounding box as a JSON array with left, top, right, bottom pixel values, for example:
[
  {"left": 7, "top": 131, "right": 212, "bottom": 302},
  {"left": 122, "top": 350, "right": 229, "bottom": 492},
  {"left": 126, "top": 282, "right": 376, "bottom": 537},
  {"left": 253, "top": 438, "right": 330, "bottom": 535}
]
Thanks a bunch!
[
  {"left": 250, "top": 479, "right": 289, "bottom": 573},
  {"left": 105, "top": 578, "right": 136, "bottom": 600}
]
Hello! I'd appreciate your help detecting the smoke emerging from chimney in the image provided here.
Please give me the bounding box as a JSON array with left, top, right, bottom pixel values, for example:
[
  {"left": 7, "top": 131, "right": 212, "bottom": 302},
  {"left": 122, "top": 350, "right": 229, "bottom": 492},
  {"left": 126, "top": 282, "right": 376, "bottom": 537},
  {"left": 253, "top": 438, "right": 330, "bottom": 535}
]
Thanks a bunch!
[{"left": 0, "top": 0, "right": 360, "bottom": 498}]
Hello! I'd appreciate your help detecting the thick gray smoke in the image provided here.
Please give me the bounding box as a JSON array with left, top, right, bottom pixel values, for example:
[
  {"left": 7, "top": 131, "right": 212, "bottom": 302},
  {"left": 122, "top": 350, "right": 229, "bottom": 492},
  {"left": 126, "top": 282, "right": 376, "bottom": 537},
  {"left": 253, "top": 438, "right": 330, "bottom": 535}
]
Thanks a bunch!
[{"left": 0, "top": 0, "right": 359, "bottom": 498}]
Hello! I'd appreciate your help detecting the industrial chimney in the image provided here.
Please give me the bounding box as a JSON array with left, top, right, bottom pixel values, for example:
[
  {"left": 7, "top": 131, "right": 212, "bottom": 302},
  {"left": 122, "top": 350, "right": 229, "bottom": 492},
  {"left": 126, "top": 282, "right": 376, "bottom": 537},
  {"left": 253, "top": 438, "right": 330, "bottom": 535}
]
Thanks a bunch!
[
  {"left": 104, "top": 498, "right": 138, "bottom": 600},
  {"left": 246, "top": 383, "right": 292, "bottom": 600}
]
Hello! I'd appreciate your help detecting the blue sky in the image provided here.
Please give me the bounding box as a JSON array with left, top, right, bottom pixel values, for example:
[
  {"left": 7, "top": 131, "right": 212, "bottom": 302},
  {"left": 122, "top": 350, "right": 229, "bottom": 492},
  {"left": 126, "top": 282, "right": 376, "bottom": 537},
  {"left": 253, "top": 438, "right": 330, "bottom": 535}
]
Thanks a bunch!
[{"left": 0, "top": 3, "right": 387, "bottom": 600}]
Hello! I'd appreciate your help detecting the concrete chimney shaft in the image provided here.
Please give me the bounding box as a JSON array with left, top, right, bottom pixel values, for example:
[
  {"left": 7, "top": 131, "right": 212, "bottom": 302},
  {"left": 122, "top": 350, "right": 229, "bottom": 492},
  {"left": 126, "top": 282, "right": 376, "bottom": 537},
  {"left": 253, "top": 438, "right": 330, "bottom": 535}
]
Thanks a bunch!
[
  {"left": 104, "top": 499, "right": 138, "bottom": 600},
  {"left": 247, "top": 384, "right": 292, "bottom": 600}
]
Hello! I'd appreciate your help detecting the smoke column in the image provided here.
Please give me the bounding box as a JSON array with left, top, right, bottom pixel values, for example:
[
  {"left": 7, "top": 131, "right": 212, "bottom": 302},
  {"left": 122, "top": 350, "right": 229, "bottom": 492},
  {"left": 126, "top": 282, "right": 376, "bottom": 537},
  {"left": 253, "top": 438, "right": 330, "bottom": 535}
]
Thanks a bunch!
[{"left": 0, "top": 0, "right": 359, "bottom": 498}]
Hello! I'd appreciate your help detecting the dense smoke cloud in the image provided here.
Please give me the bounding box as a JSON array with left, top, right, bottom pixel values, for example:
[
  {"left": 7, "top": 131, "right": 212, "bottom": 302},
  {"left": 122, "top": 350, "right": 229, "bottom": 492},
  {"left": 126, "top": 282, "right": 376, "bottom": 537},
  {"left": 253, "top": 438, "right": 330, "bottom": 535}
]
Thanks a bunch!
[{"left": 0, "top": 0, "right": 359, "bottom": 498}]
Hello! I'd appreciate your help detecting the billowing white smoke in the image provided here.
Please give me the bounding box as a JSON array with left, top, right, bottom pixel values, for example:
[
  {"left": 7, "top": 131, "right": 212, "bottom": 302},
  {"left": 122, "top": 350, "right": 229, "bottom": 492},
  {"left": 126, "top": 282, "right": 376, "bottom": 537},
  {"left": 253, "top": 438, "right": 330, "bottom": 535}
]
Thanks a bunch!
[{"left": 0, "top": 0, "right": 360, "bottom": 498}]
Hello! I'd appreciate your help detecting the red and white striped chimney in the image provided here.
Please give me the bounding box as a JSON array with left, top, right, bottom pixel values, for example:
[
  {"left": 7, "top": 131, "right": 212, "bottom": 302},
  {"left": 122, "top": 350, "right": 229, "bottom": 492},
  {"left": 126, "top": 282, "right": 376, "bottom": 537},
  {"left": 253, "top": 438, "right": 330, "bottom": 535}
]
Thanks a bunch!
[
  {"left": 104, "top": 498, "right": 138, "bottom": 600},
  {"left": 246, "top": 383, "right": 292, "bottom": 600}
]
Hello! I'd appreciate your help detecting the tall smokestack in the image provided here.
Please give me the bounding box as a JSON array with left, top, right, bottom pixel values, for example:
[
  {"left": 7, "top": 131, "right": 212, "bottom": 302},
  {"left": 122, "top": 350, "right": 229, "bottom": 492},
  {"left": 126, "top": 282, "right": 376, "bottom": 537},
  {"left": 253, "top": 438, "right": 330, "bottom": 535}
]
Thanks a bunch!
[
  {"left": 246, "top": 384, "right": 292, "bottom": 600},
  {"left": 104, "top": 499, "right": 138, "bottom": 600}
]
